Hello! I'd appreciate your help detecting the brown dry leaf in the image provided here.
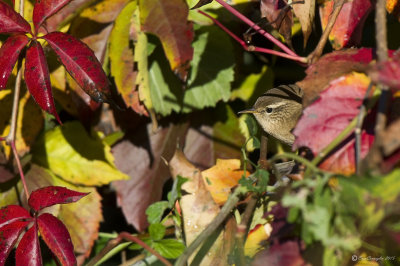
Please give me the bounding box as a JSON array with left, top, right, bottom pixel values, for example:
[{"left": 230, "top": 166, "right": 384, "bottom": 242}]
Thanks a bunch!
[
  {"left": 169, "top": 150, "right": 225, "bottom": 265},
  {"left": 201, "top": 159, "right": 249, "bottom": 205},
  {"left": 292, "top": 0, "right": 315, "bottom": 47}
]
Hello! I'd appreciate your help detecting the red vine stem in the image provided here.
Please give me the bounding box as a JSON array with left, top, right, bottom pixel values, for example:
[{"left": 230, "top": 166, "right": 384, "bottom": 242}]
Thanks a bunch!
[
  {"left": 213, "top": 0, "right": 299, "bottom": 57},
  {"left": 198, "top": 10, "right": 306, "bottom": 63}
]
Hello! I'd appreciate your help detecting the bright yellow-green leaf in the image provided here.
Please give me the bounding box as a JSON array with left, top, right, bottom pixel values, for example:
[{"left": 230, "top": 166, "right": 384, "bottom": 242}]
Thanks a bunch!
[
  {"left": 133, "top": 7, "right": 153, "bottom": 111},
  {"left": 109, "top": 1, "right": 139, "bottom": 110},
  {"left": 32, "top": 121, "right": 129, "bottom": 186},
  {"left": 231, "top": 66, "right": 273, "bottom": 102}
]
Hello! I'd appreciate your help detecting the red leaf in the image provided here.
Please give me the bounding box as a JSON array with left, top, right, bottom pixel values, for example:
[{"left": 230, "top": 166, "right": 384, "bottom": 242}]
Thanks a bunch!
[
  {"left": 28, "top": 186, "right": 88, "bottom": 211},
  {"left": 369, "top": 57, "right": 400, "bottom": 91},
  {"left": 37, "top": 213, "right": 76, "bottom": 266},
  {"left": 0, "top": 221, "right": 30, "bottom": 265},
  {"left": 16, "top": 224, "right": 42, "bottom": 266},
  {"left": 0, "top": 205, "right": 31, "bottom": 228},
  {"left": 319, "top": 0, "right": 373, "bottom": 49},
  {"left": 33, "top": 0, "right": 72, "bottom": 32},
  {"left": 0, "top": 1, "right": 31, "bottom": 34},
  {"left": 0, "top": 34, "right": 29, "bottom": 89},
  {"left": 24, "top": 40, "right": 61, "bottom": 123},
  {"left": 43, "top": 32, "right": 112, "bottom": 103},
  {"left": 140, "top": 0, "right": 194, "bottom": 81},
  {"left": 294, "top": 72, "right": 375, "bottom": 175}
]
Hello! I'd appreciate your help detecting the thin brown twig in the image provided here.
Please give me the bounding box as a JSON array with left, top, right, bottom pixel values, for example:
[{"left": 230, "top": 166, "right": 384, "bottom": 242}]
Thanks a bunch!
[
  {"left": 308, "top": 0, "right": 345, "bottom": 63},
  {"left": 86, "top": 232, "right": 172, "bottom": 266}
]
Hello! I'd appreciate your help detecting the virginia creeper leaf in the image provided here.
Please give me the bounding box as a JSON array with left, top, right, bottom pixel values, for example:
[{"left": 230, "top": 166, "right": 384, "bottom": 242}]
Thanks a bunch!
[
  {"left": 25, "top": 40, "right": 61, "bottom": 123},
  {"left": 43, "top": 32, "right": 111, "bottom": 103},
  {"left": 37, "top": 213, "right": 76, "bottom": 266},
  {"left": 16, "top": 224, "right": 42, "bottom": 266},
  {"left": 0, "top": 205, "right": 30, "bottom": 228},
  {"left": 28, "top": 186, "right": 88, "bottom": 212},
  {"left": 0, "top": 0, "right": 31, "bottom": 34},
  {"left": 369, "top": 55, "right": 400, "bottom": 90},
  {"left": 0, "top": 34, "right": 29, "bottom": 89},
  {"left": 319, "top": 0, "right": 373, "bottom": 49},
  {"left": 0, "top": 221, "right": 29, "bottom": 265},
  {"left": 294, "top": 72, "right": 375, "bottom": 175},
  {"left": 33, "top": 0, "right": 72, "bottom": 32},
  {"left": 140, "top": 0, "right": 194, "bottom": 81}
]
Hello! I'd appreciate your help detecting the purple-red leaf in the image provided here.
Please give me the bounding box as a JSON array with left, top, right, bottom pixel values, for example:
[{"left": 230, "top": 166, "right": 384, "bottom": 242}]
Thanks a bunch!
[
  {"left": 0, "top": 34, "right": 29, "bottom": 89},
  {"left": 43, "top": 32, "right": 111, "bottom": 103},
  {"left": 0, "top": 221, "right": 30, "bottom": 265},
  {"left": 369, "top": 56, "right": 400, "bottom": 91},
  {"left": 37, "top": 213, "right": 76, "bottom": 266},
  {"left": 33, "top": 0, "right": 72, "bottom": 33},
  {"left": 16, "top": 224, "right": 42, "bottom": 266},
  {"left": 25, "top": 40, "right": 61, "bottom": 123},
  {"left": 28, "top": 186, "right": 88, "bottom": 211},
  {"left": 0, "top": 1, "right": 31, "bottom": 34},
  {"left": 0, "top": 205, "right": 31, "bottom": 228}
]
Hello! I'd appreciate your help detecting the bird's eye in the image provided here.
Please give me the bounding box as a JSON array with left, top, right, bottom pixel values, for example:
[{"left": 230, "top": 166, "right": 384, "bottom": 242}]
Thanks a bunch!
[{"left": 266, "top": 107, "right": 273, "bottom": 113}]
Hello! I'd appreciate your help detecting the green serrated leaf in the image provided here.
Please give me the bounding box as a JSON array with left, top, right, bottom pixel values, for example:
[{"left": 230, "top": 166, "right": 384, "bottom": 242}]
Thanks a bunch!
[
  {"left": 32, "top": 122, "right": 129, "bottom": 186},
  {"left": 146, "top": 201, "right": 169, "bottom": 224},
  {"left": 152, "top": 239, "right": 185, "bottom": 259},
  {"left": 149, "top": 223, "right": 166, "bottom": 241}
]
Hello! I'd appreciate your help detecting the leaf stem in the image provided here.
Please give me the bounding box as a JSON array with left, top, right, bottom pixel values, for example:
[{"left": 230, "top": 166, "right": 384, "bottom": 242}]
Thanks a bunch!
[
  {"left": 212, "top": 0, "right": 301, "bottom": 59},
  {"left": 198, "top": 10, "right": 306, "bottom": 63},
  {"left": 87, "top": 232, "right": 172, "bottom": 266}
]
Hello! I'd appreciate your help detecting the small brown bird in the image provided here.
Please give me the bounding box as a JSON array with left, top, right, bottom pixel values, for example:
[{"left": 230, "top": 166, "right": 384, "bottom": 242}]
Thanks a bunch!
[{"left": 239, "top": 84, "right": 303, "bottom": 146}]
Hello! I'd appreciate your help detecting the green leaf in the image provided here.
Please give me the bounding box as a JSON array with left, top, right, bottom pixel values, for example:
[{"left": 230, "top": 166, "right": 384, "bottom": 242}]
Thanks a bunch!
[
  {"left": 239, "top": 114, "right": 260, "bottom": 152},
  {"left": 146, "top": 201, "right": 169, "bottom": 224},
  {"left": 32, "top": 122, "right": 129, "bottom": 186},
  {"left": 149, "top": 26, "right": 235, "bottom": 115},
  {"left": 167, "top": 176, "right": 188, "bottom": 208},
  {"left": 152, "top": 239, "right": 185, "bottom": 259},
  {"left": 149, "top": 223, "right": 166, "bottom": 241}
]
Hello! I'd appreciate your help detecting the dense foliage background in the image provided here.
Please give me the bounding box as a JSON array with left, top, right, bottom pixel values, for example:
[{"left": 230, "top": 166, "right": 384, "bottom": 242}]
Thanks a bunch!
[{"left": 1, "top": 0, "right": 400, "bottom": 265}]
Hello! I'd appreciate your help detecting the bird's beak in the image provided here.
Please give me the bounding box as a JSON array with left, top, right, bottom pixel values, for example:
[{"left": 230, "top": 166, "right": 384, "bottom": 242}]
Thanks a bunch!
[{"left": 238, "top": 108, "right": 257, "bottom": 114}]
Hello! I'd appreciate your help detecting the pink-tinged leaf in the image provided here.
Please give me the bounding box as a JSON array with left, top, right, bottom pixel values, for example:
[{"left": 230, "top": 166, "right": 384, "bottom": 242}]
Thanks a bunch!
[
  {"left": 0, "top": 1, "right": 31, "bottom": 34},
  {"left": 37, "top": 213, "right": 76, "bottom": 266},
  {"left": 16, "top": 224, "right": 42, "bottom": 266},
  {"left": 0, "top": 205, "right": 31, "bottom": 228},
  {"left": 294, "top": 72, "right": 375, "bottom": 175},
  {"left": 25, "top": 40, "right": 61, "bottom": 123},
  {"left": 319, "top": 0, "right": 373, "bottom": 50},
  {"left": 28, "top": 186, "right": 89, "bottom": 212},
  {"left": 140, "top": 0, "right": 194, "bottom": 81},
  {"left": 369, "top": 56, "right": 400, "bottom": 91},
  {"left": 0, "top": 221, "right": 30, "bottom": 265},
  {"left": 43, "top": 32, "right": 112, "bottom": 103},
  {"left": 33, "top": 0, "right": 72, "bottom": 32},
  {"left": 297, "top": 48, "right": 395, "bottom": 107},
  {"left": 0, "top": 34, "right": 29, "bottom": 89}
]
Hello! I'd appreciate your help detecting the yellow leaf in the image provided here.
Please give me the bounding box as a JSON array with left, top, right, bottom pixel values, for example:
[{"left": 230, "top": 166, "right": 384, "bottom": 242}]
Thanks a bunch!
[
  {"left": 201, "top": 159, "right": 250, "bottom": 205},
  {"left": 244, "top": 223, "right": 272, "bottom": 257},
  {"left": 32, "top": 121, "right": 129, "bottom": 186}
]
